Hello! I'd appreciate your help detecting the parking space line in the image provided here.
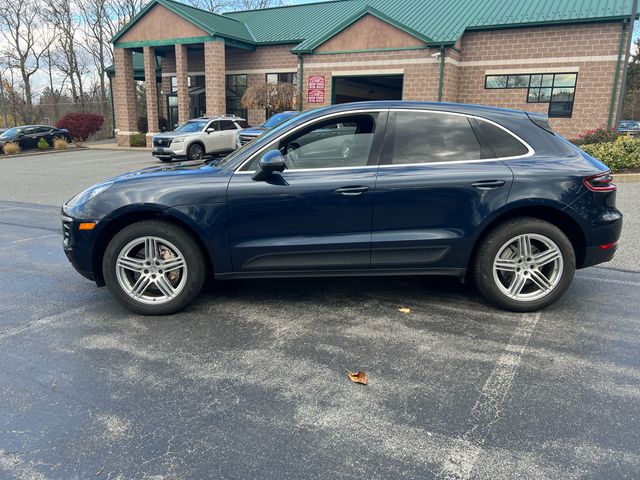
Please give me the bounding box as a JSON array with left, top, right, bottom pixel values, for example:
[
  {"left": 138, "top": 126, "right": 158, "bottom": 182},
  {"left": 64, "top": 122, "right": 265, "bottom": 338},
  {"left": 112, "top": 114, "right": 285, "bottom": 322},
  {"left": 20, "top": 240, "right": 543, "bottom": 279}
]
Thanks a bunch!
[
  {"left": 439, "top": 312, "right": 542, "bottom": 479},
  {"left": 575, "top": 274, "right": 640, "bottom": 287},
  {"left": 0, "top": 304, "right": 94, "bottom": 340},
  {"left": 10, "top": 234, "right": 59, "bottom": 244}
]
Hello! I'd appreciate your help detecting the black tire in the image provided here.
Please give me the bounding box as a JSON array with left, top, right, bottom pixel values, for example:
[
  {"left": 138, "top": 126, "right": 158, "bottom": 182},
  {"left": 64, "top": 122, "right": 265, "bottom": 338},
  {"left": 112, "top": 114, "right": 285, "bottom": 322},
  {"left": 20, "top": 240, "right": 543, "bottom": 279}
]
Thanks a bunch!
[
  {"left": 473, "top": 217, "right": 575, "bottom": 312},
  {"left": 158, "top": 156, "right": 173, "bottom": 163},
  {"left": 102, "top": 220, "right": 207, "bottom": 315},
  {"left": 187, "top": 143, "right": 204, "bottom": 161}
]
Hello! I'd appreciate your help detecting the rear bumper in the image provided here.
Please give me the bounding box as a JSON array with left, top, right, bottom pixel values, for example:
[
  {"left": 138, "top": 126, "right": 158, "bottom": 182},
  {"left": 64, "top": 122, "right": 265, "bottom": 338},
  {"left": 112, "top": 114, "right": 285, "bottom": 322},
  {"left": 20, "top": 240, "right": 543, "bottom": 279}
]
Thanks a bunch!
[
  {"left": 579, "top": 209, "right": 623, "bottom": 268},
  {"left": 581, "top": 243, "right": 619, "bottom": 268}
]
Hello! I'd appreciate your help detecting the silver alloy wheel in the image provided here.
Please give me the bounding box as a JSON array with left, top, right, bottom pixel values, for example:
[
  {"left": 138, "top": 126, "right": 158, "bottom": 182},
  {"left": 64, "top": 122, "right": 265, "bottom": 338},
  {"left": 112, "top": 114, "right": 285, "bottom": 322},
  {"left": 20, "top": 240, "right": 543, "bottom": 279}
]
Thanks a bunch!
[
  {"left": 115, "top": 236, "right": 188, "bottom": 305},
  {"left": 492, "top": 233, "right": 564, "bottom": 302}
]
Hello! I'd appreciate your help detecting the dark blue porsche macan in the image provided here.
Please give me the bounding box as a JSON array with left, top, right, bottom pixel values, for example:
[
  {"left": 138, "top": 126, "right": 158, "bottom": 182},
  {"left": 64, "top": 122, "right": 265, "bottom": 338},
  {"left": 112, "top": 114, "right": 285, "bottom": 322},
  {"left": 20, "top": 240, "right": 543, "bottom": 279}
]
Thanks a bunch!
[{"left": 62, "top": 101, "right": 622, "bottom": 315}]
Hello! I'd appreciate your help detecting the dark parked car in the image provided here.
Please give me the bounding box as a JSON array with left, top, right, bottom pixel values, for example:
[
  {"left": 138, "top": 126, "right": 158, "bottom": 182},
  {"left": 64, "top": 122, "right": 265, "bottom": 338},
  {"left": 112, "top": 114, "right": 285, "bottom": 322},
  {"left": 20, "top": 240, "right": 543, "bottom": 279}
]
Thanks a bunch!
[
  {"left": 617, "top": 120, "right": 640, "bottom": 136},
  {"left": 0, "top": 125, "right": 71, "bottom": 151},
  {"left": 62, "top": 101, "right": 622, "bottom": 315},
  {"left": 238, "top": 111, "right": 301, "bottom": 145}
]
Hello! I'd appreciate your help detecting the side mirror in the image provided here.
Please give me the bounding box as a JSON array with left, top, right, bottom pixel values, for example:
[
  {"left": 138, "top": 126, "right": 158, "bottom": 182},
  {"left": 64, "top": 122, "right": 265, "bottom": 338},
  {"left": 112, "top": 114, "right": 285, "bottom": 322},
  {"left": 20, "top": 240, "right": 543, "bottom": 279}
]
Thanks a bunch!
[
  {"left": 206, "top": 127, "right": 215, "bottom": 134},
  {"left": 252, "top": 150, "right": 286, "bottom": 181}
]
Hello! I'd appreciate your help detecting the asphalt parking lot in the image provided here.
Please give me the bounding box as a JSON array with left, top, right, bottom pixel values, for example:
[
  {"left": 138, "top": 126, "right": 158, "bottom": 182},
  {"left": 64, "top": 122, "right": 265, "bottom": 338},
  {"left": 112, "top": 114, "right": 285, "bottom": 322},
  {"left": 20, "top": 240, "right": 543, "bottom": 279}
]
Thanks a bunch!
[{"left": 1, "top": 149, "right": 639, "bottom": 479}]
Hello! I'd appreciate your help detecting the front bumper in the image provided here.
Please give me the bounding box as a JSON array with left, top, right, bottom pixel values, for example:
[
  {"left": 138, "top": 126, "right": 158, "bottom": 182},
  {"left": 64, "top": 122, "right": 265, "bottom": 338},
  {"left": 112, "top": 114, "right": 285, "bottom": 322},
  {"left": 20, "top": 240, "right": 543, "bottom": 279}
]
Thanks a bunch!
[
  {"left": 61, "top": 213, "right": 103, "bottom": 284},
  {"left": 152, "top": 146, "right": 186, "bottom": 158}
]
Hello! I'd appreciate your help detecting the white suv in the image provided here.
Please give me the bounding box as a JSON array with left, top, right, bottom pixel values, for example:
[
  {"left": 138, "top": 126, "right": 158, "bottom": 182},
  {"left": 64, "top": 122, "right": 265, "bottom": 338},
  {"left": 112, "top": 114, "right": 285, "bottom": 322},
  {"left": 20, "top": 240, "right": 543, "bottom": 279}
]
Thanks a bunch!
[{"left": 151, "top": 115, "right": 248, "bottom": 162}]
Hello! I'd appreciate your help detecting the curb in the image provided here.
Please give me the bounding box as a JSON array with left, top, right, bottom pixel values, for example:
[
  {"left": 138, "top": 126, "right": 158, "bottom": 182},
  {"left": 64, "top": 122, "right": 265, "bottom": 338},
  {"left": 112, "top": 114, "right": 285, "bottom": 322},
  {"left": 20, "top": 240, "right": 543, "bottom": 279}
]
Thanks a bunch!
[
  {"left": 84, "top": 145, "right": 152, "bottom": 152},
  {"left": 0, "top": 146, "right": 84, "bottom": 159},
  {"left": 614, "top": 173, "right": 640, "bottom": 182}
]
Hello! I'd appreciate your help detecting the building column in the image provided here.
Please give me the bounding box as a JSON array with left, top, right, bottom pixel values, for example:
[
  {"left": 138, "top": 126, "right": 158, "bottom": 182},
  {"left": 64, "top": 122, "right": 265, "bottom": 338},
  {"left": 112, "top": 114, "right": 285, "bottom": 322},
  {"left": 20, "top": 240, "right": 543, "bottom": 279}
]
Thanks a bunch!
[
  {"left": 204, "top": 40, "right": 226, "bottom": 116},
  {"left": 143, "top": 46, "right": 160, "bottom": 147},
  {"left": 113, "top": 47, "right": 138, "bottom": 147},
  {"left": 175, "top": 44, "right": 190, "bottom": 124}
]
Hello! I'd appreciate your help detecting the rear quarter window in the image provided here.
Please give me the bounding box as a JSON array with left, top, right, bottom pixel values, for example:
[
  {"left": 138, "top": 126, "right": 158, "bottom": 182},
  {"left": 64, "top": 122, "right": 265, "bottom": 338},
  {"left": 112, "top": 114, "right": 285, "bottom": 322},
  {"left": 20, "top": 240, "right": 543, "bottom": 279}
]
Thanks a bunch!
[{"left": 473, "top": 119, "right": 530, "bottom": 158}]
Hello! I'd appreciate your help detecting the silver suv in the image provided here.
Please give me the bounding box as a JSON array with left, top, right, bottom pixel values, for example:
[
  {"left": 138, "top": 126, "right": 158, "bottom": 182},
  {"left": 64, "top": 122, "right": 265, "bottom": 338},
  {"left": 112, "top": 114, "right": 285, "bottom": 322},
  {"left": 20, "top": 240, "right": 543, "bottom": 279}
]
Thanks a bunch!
[{"left": 152, "top": 115, "right": 248, "bottom": 162}]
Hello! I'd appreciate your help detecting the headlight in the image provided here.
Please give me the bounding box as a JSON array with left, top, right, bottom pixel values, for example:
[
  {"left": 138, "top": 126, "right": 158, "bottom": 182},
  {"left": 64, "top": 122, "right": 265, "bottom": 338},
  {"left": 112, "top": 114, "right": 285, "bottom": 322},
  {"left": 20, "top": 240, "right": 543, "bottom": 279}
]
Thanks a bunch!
[
  {"left": 66, "top": 181, "right": 114, "bottom": 207},
  {"left": 172, "top": 136, "right": 186, "bottom": 143}
]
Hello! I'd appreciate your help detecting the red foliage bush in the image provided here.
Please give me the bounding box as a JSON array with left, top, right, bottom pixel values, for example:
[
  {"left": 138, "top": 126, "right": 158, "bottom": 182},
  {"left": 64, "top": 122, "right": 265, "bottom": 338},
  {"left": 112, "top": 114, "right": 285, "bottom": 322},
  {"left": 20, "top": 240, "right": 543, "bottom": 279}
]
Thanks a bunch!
[{"left": 55, "top": 113, "right": 104, "bottom": 141}]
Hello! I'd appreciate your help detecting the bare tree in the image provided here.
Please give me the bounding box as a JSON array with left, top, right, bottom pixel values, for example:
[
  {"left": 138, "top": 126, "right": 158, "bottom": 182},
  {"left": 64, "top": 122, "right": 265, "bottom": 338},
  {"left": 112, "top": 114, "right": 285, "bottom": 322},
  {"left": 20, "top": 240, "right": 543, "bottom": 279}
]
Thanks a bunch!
[
  {"left": 45, "top": 0, "right": 90, "bottom": 109},
  {"left": 77, "top": 0, "right": 111, "bottom": 113},
  {"left": 0, "top": 0, "right": 52, "bottom": 123},
  {"left": 185, "top": 0, "right": 281, "bottom": 12},
  {"left": 41, "top": 45, "right": 68, "bottom": 120},
  {"left": 230, "top": 0, "right": 282, "bottom": 9}
]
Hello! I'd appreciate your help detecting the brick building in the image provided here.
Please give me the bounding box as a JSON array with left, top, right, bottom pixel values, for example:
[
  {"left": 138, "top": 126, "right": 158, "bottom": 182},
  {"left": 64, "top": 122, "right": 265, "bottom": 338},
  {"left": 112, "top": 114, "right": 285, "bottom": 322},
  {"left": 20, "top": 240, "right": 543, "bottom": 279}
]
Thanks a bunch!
[{"left": 109, "top": 0, "right": 636, "bottom": 146}]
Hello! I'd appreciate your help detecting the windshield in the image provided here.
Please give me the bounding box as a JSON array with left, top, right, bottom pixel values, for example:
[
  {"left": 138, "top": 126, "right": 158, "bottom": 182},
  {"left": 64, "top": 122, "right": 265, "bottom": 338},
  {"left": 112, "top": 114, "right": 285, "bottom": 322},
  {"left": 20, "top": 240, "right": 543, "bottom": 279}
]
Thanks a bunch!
[
  {"left": 217, "top": 109, "right": 318, "bottom": 168},
  {"left": 262, "top": 112, "right": 298, "bottom": 129},
  {"left": 175, "top": 120, "right": 208, "bottom": 133},
  {"left": 619, "top": 121, "right": 638, "bottom": 129},
  {"left": 0, "top": 127, "right": 20, "bottom": 138}
]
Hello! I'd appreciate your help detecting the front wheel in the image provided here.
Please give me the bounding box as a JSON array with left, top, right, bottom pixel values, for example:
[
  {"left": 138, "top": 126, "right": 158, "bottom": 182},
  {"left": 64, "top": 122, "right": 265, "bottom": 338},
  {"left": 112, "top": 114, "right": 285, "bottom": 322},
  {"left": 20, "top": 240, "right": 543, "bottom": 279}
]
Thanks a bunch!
[
  {"left": 187, "top": 143, "right": 204, "bottom": 161},
  {"left": 102, "top": 221, "right": 207, "bottom": 315},
  {"left": 473, "top": 218, "right": 575, "bottom": 312}
]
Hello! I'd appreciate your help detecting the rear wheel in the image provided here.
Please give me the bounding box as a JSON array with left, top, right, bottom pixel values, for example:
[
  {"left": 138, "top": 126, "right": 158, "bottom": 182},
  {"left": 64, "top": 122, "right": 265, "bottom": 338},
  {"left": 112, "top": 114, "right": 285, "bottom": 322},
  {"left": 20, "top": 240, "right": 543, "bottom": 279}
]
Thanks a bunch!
[
  {"left": 473, "top": 218, "right": 575, "bottom": 312},
  {"left": 102, "top": 220, "right": 206, "bottom": 315}
]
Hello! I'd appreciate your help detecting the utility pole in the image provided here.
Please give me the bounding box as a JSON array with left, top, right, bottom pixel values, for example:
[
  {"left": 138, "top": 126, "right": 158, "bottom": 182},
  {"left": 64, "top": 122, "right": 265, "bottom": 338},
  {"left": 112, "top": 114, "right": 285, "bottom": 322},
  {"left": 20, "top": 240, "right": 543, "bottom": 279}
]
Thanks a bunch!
[
  {"left": 0, "top": 70, "right": 8, "bottom": 127},
  {"left": 615, "top": 0, "right": 639, "bottom": 125}
]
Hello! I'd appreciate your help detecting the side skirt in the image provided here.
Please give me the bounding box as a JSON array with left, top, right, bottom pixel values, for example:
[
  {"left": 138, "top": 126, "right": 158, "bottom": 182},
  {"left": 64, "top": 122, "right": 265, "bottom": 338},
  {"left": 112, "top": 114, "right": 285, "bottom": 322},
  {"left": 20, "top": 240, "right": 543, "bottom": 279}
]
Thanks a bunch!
[{"left": 215, "top": 268, "right": 467, "bottom": 280}]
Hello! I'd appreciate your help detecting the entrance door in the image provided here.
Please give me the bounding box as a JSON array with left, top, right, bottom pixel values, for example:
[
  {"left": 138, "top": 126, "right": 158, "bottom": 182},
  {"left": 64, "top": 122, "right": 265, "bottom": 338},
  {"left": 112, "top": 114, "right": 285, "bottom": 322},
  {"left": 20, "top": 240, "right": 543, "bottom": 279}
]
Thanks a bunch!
[
  {"left": 333, "top": 75, "right": 403, "bottom": 104},
  {"left": 226, "top": 111, "right": 386, "bottom": 273}
]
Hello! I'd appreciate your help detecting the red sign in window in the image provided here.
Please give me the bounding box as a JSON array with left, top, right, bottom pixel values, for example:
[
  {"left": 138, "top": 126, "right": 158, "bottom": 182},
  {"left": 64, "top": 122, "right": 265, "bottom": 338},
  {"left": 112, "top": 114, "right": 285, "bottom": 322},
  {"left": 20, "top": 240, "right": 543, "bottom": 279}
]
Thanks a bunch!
[
  {"left": 308, "top": 75, "right": 325, "bottom": 90},
  {"left": 308, "top": 89, "right": 325, "bottom": 104},
  {"left": 308, "top": 75, "right": 326, "bottom": 104}
]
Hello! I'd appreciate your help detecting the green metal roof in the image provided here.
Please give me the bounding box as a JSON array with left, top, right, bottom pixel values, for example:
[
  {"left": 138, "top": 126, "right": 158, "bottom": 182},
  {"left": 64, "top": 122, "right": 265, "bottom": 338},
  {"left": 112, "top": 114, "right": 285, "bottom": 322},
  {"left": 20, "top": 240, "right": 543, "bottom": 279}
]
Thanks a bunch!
[
  {"left": 111, "top": 0, "right": 254, "bottom": 44},
  {"left": 105, "top": 53, "right": 161, "bottom": 79},
  {"left": 225, "top": 0, "right": 635, "bottom": 50},
  {"left": 113, "top": 0, "right": 635, "bottom": 51}
]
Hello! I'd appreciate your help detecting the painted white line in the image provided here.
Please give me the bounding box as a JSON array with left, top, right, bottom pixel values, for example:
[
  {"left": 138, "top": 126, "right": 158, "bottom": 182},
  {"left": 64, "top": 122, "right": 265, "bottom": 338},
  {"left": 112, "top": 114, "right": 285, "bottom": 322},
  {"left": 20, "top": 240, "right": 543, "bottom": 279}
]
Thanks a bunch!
[
  {"left": 439, "top": 312, "right": 542, "bottom": 479},
  {"left": 10, "top": 233, "right": 59, "bottom": 244},
  {"left": 0, "top": 304, "right": 93, "bottom": 340},
  {"left": 576, "top": 275, "right": 640, "bottom": 287}
]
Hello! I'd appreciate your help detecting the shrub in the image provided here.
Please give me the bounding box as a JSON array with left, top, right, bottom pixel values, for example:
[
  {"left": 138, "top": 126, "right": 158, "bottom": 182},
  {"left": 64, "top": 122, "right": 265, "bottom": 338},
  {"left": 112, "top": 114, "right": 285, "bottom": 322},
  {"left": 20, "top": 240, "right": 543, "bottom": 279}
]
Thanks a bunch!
[
  {"left": 55, "top": 112, "right": 104, "bottom": 141},
  {"left": 53, "top": 137, "right": 69, "bottom": 150},
  {"left": 130, "top": 133, "right": 147, "bottom": 147},
  {"left": 581, "top": 135, "right": 640, "bottom": 172},
  {"left": 575, "top": 126, "right": 619, "bottom": 145},
  {"left": 2, "top": 142, "right": 20, "bottom": 155},
  {"left": 37, "top": 137, "right": 49, "bottom": 150},
  {"left": 159, "top": 116, "right": 169, "bottom": 132},
  {"left": 137, "top": 116, "right": 148, "bottom": 133}
]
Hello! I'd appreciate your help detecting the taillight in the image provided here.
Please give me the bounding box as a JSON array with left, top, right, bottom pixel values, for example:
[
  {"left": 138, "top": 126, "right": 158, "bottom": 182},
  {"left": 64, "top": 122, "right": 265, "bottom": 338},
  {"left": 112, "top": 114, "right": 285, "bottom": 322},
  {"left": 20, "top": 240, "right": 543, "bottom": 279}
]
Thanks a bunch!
[{"left": 583, "top": 171, "right": 616, "bottom": 192}]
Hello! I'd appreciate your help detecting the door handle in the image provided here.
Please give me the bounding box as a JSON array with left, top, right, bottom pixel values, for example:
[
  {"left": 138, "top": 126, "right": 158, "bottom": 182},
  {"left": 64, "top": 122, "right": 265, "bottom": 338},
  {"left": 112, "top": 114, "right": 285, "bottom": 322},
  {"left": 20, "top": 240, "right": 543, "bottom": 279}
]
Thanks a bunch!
[
  {"left": 471, "top": 180, "right": 506, "bottom": 190},
  {"left": 335, "top": 186, "right": 370, "bottom": 196}
]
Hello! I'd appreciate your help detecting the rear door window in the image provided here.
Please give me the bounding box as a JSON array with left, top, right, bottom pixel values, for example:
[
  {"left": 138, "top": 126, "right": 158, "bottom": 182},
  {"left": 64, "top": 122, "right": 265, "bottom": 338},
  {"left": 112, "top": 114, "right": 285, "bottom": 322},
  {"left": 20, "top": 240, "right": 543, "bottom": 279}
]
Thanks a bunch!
[{"left": 384, "top": 111, "right": 481, "bottom": 164}]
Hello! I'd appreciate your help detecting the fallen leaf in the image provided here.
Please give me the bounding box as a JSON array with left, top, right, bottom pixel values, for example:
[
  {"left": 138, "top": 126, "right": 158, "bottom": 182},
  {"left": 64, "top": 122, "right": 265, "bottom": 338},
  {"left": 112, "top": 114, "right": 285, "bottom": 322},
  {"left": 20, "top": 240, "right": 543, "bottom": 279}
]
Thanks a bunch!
[
  {"left": 398, "top": 307, "right": 411, "bottom": 314},
  {"left": 346, "top": 370, "right": 368, "bottom": 385}
]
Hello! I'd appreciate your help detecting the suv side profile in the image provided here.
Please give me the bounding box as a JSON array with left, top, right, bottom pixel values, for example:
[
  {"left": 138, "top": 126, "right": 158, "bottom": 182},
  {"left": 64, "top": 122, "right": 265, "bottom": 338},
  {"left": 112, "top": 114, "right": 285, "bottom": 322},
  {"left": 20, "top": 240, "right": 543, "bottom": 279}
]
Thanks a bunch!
[
  {"left": 152, "top": 115, "right": 248, "bottom": 162},
  {"left": 62, "top": 101, "right": 622, "bottom": 315}
]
